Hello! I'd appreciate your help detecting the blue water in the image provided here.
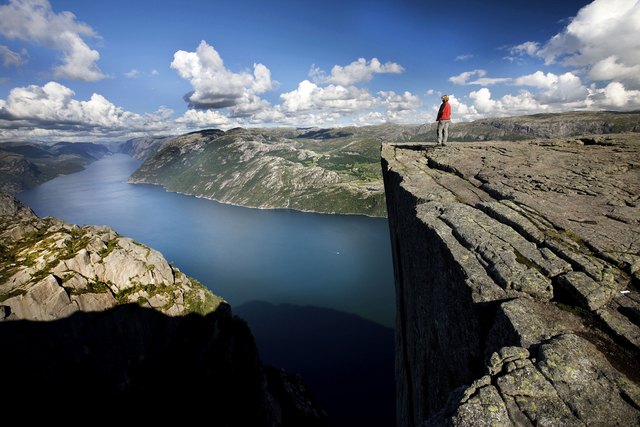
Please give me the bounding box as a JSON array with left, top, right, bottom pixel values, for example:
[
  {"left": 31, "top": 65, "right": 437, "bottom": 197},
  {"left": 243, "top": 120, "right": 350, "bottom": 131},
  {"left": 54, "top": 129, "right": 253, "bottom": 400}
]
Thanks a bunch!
[{"left": 18, "top": 154, "right": 396, "bottom": 327}]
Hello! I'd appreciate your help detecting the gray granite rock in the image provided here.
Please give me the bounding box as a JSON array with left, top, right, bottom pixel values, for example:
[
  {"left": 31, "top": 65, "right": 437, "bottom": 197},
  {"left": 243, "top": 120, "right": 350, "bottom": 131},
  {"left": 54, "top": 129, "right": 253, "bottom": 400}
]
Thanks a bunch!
[{"left": 382, "top": 135, "right": 640, "bottom": 427}]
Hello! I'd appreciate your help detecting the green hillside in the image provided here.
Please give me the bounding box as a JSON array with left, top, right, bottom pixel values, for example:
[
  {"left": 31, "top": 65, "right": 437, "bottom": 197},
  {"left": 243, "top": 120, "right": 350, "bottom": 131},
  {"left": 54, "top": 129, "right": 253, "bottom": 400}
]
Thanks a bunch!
[
  {"left": 130, "top": 127, "right": 388, "bottom": 216},
  {"left": 128, "top": 111, "right": 640, "bottom": 217}
]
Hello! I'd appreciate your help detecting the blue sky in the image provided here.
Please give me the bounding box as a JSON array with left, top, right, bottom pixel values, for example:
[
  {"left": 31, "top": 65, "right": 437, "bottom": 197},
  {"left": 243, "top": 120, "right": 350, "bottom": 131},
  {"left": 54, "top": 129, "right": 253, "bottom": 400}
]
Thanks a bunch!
[{"left": 0, "top": 0, "right": 639, "bottom": 141}]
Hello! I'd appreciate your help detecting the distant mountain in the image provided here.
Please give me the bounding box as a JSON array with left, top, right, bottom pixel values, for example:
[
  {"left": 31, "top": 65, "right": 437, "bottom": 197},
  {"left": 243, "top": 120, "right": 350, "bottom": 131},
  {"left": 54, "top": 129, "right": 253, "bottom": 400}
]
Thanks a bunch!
[
  {"left": 118, "top": 134, "right": 176, "bottom": 159},
  {"left": 129, "top": 126, "right": 388, "bottom": 216},
  {"left": 0, "top": 140, "right": 111, "bottom": 194},
  {"left": 411, "top": 110, "right": 640, "bottom": 141},
  {"left": 50, "top": 141, "right": 110, "bottom": 159},
  {"left": 128, "top": 111, "right": 640, "bottom": 217}
]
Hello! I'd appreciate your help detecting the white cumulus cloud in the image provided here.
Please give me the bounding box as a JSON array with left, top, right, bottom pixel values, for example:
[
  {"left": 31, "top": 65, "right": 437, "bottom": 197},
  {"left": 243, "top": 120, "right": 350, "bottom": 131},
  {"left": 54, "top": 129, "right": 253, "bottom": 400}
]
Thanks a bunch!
[
  {"left": 171, "top": 40, "right": 275, "bottom": 110},
  {"left": 455, "top": 88, "right": 549, "bottom": 119},
  {"left": 589, "top": 55, "right": 640, "bottom": 86},
  {"left": 449, "top": 69, "right": 511, "bottom": 86},
  {"left": 3, "top": 81, "right": 126, "bottom": 126},
  {"left": 280, "top": 80, "right": 377, "bottom": 113},
  {"left": 506, "top": 41, "right": 541, "bottom": 60},
  {"left": 324, "top": 57, "right": 404, "bottom": 86},
  {"left": 519, "top": 0, "right": 640, "bottom": 89},
  {"left": 588, "top": 81, "right": 640, "bottom": 109},
  {"left": 0, "top": 81, "right": 178, "bottom": 141},
  {"left": 0, "top": 0, "right": 106, "bottom": 81},
  {"left": 175, "top": 109, "right": 233, "bottom": 128},
  {"left": 514, "top": 71, "right": 589, "bottom": 103},
  {"left": 378, "top": 90, "right": 421, "bottom": 112}
]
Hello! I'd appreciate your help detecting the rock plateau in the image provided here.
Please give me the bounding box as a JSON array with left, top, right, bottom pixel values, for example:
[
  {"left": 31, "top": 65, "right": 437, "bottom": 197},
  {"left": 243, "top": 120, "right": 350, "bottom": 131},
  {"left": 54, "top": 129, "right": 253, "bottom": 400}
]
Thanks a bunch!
[{"left": 382, "top": 133, "right": 640, "bottom": 426}]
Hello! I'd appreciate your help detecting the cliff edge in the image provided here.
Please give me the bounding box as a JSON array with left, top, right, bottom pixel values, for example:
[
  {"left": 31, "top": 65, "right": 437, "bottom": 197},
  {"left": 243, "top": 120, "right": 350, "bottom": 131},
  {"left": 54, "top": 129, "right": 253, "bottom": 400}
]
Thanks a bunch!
[
  {"left": 0, "top": 193, "right": 329, "bottom": 425},
  {"left": 382, "top": 133, "right": 640, "bottom": 426}
]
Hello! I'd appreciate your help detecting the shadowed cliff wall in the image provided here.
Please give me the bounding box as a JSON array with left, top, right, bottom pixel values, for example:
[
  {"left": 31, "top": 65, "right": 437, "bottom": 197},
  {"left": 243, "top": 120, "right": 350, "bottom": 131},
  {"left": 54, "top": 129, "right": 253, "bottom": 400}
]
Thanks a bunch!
[{"left": 0, "top": 303, "right": 330, "bottom": 426}]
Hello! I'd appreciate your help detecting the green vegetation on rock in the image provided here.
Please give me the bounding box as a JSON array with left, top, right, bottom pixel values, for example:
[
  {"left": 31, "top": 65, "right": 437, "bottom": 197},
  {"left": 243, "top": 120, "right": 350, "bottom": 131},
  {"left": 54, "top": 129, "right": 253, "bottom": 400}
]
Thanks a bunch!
[
  {"left": 184, "top": 279, "right": 224, "bottom": 315},
  {"left": 1, "top": 195, "right": 226, "bottom": 320},
  {"left": 129, "top": 127, "right": 390, "bottom": 217}
]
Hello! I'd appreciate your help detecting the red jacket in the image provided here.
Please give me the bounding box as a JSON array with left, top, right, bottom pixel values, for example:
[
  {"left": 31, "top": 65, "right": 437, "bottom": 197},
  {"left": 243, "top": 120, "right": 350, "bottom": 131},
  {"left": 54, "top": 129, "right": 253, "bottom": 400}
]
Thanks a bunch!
[{"left": 436, "top": 101, "right": 451, "bottom": 121}]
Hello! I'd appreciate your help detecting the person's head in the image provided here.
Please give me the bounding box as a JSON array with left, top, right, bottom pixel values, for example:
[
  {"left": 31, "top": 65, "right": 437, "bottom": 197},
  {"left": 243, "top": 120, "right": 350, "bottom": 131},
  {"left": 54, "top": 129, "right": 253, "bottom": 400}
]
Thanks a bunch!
[{"left": 441, "top": 95, "right": 449, "bottom": 102}]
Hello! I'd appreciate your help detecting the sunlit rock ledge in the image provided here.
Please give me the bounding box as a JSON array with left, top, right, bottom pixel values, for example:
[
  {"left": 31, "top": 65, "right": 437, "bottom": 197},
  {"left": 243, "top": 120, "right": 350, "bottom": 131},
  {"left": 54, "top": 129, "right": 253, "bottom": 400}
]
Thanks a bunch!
[
  {"left": 381, "top": 134, "right": 640, "bottom": 426},
  {"left": 0, "top": 192, "right": 223, "bottom": 320}
]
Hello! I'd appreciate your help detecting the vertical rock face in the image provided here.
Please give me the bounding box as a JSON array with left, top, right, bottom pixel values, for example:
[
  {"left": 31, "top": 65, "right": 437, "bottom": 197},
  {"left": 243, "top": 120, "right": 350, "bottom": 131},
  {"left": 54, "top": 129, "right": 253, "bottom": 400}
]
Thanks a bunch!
[{"left": 381, "top": 134, "right": 640, "bottom": 427}]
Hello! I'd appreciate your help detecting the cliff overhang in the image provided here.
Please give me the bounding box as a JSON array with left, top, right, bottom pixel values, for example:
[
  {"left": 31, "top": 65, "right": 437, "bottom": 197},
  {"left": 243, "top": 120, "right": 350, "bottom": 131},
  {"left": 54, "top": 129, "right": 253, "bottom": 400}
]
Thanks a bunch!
[{"left": 382, "top": 134, "right": 640, "bottom": 426}]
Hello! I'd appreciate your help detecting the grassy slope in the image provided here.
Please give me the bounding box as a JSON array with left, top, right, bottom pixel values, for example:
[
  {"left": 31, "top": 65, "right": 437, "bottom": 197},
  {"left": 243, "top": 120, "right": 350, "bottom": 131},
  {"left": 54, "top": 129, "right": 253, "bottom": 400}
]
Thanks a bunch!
[{"left": 131, "top": 127, "right": 389, "bottom": 217}]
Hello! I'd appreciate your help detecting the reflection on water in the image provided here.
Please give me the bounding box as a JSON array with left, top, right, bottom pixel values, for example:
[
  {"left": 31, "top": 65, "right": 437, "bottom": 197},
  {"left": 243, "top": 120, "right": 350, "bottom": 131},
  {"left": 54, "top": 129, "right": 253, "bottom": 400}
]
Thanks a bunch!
[{"left": 18, "top": 154, "right": 396, "bottom": 327}]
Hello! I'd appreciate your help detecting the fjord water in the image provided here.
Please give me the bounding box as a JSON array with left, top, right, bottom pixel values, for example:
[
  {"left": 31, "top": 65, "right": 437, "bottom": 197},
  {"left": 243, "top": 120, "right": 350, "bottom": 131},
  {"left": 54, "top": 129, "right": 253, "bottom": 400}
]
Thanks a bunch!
[{"left": 18, "top": 153, "right": 396, "bottom": 327}]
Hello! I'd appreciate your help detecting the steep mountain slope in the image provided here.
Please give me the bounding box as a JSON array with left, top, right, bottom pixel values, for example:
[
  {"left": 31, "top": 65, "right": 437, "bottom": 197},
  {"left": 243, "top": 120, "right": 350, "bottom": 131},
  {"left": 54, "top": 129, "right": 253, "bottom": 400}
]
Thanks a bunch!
[
  {"left": 128, "top": 111, "right": 640, "bottom": 217},
  {"left": 0, "top": 140, "right": 111, "bottom": 194},
  {"left": 129, "top": 127, "right": 388, "bottom": 216},
  {"left": 118, "top": 134, "right": 176, "bottom": 159}
]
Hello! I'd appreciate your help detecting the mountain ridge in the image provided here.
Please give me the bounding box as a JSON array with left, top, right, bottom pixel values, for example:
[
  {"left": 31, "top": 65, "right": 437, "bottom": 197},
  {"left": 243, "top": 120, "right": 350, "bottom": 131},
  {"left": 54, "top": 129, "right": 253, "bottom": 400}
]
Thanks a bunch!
[
  {"left": 127, "top": 111, "right": 640, "bottom": 217},
  {"left": 0, "top": 140, "right": 110, "bottom": 194}
]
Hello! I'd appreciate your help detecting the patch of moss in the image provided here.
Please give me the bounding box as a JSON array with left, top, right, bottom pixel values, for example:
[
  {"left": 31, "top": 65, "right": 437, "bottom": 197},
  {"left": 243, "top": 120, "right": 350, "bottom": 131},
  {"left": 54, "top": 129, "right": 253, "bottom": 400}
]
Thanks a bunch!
[
  {"left": 132, "top": 241, "right": 152, "bottom": 258},
  {"left": 114, "top": 283, "right": 173, "bottom": 306},
  {"left": 87, "top": 280, "right": 111, "bottom": 294},
  {"left": 22, "top": 252, "right": 38, "bottom": 267},
  {"left": 513, "top": 249, "right": 545, "bottom": 275},
  {"left": 115, "top": 284, "right": 144, "bottom": 304},
  {"left": 64, "top": 280, "right": 112, "bottom": 296},
  {"left": 0, "top": 244, "right": 15, "bottom": 264},
  {"left": 544, "top": 228, "right": 591, "bottom": 255},
  {"left": 30, "top": 258, "right": 60, "bottom": 283},
  {"left": 0, "top": 288, "right": 27, "bottom": 302},
  {"left": 184, "top": 279, "right": 222, "bottom": 315},
  {"left": 23, "top": 227, "right": 48, "bottom": 243},
  {"left": 98, "top": 239, "right": 118, "bottom": 259},
  {"left": 61, "top": 233, "right": 92, "bottom": 259}
]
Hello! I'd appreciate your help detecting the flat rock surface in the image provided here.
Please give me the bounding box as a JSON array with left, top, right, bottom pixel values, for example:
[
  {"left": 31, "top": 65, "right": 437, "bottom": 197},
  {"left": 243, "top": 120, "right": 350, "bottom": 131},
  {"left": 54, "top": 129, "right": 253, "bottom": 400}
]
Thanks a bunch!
[
  {"left": 396, "top": 134, "right": 639, "bottom": 270},
  {"left": 385, "top": 134, "right": 639, "bottom": 342}
]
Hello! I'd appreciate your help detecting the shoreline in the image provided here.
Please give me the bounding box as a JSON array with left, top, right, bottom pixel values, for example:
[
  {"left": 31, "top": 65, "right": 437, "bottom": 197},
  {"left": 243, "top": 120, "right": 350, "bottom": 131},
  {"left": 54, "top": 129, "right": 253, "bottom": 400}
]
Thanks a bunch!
[{"left": 127, "top": 178, "right": 389, "bottom": 220}]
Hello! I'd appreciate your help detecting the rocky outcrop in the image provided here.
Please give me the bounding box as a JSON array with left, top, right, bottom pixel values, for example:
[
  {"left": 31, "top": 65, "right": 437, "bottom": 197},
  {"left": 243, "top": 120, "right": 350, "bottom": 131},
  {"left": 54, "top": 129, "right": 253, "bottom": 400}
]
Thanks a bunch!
[
  {"left": 0, "top": 194, "right": 330, "bottom": 425},
  {"left": 0, "top": 194, "right": 223, "bottom": 320},
  {"left": 381, "top": 133, "right": 640, "bottom": 426}
]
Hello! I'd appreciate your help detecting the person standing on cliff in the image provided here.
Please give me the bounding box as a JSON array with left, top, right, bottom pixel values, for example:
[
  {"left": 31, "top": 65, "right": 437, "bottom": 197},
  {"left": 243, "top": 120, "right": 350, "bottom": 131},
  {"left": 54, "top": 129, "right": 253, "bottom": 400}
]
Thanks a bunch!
[{"left": 436, "top": 94, "right": 451, "bottom": 146}]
